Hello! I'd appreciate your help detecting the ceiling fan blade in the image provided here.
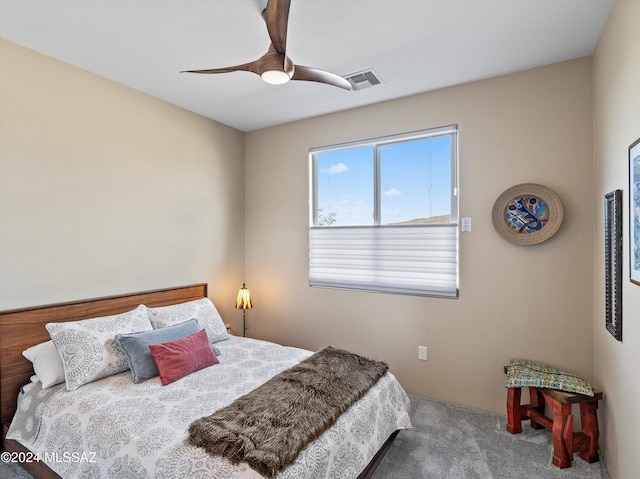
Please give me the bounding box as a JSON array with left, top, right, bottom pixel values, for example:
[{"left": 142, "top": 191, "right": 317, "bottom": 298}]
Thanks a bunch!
[
  {"left": 262, "top": 0, "right": 291, "bottom": 54},
  {"left": 292, "top": 65, "right": 352, "bottom": 90},
  {"left": 182, "top": 0, "right": 350, "bottom": 91},
  {"left": 181, "top": 60, "right": 260, "bottom": 75}
]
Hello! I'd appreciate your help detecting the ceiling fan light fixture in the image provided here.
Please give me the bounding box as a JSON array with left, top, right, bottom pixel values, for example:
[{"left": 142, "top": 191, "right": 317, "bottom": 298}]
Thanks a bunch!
[
  {"left": 261, "top": 69, "right": 291, "bottom": 85},
  {"left": 182, "top": 0, "right": 349, "bottom": 90}
]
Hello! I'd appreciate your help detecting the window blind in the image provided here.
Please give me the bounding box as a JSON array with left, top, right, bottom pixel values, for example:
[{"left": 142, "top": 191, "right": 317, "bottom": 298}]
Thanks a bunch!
[{"left": 309, "top": 224, "right": 458, "bottom": 298}]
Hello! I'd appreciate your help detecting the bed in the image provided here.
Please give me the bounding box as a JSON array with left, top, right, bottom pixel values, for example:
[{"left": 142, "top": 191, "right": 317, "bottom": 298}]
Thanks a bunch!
[{"left": 0, "top": 284, "right": 411, "bottom": 479}]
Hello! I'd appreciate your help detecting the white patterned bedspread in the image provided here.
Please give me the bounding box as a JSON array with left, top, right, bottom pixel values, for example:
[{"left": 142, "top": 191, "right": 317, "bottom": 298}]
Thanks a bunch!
[{"left": 7, "top": 337, "right": 411, "bottom": 479}]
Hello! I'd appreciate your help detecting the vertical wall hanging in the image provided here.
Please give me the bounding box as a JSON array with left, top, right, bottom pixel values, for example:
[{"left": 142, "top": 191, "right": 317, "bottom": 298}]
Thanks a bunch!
[{"left": 604, "top": 189, "right": 623, "bottom": 341}]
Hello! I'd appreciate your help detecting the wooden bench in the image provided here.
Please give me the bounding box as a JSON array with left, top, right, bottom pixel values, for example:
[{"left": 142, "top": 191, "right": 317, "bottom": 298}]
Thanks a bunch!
[{"left": 504, "top": 365, "right": 602, "bottom": 469}]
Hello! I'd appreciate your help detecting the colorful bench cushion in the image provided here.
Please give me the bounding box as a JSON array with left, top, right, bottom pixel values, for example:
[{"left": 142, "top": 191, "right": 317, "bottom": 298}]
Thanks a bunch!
[{"left": 505, "top": 358, "right": 594, "bottom": 397}]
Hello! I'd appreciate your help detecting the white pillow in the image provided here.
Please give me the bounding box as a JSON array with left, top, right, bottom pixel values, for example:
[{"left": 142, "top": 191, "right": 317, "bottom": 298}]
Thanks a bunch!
[
  {"left": 46, "top": 304, "right": 152, "bottom": 390},
  {"left": 22, "top": 340, "right": 65, "bottom": 388},
  {"left": 147, "top": 298, "right": 228, "bottom": 343}
]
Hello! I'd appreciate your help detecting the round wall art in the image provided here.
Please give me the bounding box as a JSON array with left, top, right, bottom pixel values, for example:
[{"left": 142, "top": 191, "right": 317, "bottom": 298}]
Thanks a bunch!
[{"left": 491, "top": 183, "right": 563, "bottom": 245}]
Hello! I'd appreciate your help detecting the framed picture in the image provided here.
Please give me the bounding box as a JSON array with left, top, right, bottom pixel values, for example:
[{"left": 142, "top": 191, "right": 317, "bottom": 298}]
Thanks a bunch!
[
  {"left": 605, "top": 190, "right": 623, "bottom": 341},
  {"left": 630, "top": 137, "right": 640, "bottom": 286}
]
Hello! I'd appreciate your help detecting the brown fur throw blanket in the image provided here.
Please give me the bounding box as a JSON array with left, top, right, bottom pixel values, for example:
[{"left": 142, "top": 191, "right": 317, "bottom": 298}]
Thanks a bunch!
[{"left": 188, "top": 346, "right": 388, "bottom": 478}]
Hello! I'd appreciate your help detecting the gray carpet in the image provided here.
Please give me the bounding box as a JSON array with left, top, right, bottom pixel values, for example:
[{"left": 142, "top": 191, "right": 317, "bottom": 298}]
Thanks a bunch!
[
  {"left": 1, "top": 394, "right": 611, "bottom": 479},
  {"left": 372, "top": 394, "right": 610, "bottom": 479}
]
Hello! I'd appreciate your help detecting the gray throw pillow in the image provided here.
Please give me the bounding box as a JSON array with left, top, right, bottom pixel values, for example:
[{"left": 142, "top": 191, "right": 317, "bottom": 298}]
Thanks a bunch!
[{"left": 115, "top": 319, "right": 203, "bottom": 383}]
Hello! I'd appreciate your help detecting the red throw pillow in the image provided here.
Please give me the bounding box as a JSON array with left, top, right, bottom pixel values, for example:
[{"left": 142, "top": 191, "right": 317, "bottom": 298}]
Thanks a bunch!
[{"left": 149, "top": 329, "right": 219, "bottom": 385}]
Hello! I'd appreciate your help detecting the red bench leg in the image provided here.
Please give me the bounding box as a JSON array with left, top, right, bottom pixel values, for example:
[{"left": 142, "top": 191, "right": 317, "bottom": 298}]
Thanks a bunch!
[
  {"left": 506, "top": 388, "right": 522, "bottom": 434},
  {"left": 579, "top": 400, "right": 600, "bottom": 463},
  {"left": 529, "top": 387, "right": 546, "bottom": 429},
  {"left": 550, "top": 400, "right": 572, "bottom": 468}
]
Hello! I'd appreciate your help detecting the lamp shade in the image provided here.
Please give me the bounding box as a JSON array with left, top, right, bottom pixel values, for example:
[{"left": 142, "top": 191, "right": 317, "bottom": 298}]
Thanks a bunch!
[{"left": 235, "top": 283, "right": 252, "bottom": 310}]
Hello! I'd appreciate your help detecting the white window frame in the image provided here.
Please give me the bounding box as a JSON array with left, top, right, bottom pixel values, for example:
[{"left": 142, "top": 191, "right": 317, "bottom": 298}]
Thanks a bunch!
[{"left": 308, "top": 125, "right": 459, "bottom": 298}]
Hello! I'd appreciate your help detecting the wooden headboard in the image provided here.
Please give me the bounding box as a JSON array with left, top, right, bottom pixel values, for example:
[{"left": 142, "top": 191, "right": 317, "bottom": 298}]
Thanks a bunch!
[{"left": 0, "top": 283, "right": 208, "bottom": 427}]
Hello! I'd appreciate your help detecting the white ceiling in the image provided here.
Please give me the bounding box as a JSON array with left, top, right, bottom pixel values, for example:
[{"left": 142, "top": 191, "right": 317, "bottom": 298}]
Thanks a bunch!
[{"left": 0, "top": 0, "right": 614, "bottom": 132}]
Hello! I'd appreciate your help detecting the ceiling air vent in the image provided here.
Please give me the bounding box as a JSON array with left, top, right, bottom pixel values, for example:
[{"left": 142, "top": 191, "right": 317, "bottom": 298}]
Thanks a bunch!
[{"left": 343, "top": 69, "right": 382, "bottom": 92}]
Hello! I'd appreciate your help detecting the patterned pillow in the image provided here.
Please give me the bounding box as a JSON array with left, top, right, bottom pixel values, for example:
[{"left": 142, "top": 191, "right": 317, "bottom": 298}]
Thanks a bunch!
[
  {"left": 46, "top": 304, "right": 153, "bottom": 390},
  {"left": 505, "top": 358, "right": 594, "bottom": 396},
  {"left": 146, "top": 298, "right": 228, "bottom": 343}
]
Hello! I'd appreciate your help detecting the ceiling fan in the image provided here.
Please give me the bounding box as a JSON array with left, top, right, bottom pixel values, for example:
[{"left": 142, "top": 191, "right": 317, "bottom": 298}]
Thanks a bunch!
[{"left": 181, "top": 0, "right": 351, "bottom": 90}]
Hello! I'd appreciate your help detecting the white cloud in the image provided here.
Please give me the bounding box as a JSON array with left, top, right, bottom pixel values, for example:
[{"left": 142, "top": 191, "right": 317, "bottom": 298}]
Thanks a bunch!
[
  {"left": 383, "top": 187, "right": 401, "bottom": 197},
  {"left": 325, "top": 162, "right": 348, "bottom": 174}
]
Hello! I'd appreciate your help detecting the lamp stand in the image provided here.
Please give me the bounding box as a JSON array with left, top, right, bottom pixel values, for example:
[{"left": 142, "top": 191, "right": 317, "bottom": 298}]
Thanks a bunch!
[{"left": 243, "top": 308, "right": 247, "bottom": 337}]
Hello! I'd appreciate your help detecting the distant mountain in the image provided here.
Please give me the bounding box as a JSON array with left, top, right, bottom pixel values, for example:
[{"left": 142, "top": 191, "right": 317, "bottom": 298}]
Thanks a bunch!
[{"left": 390, "top": 215, "right": 451, "bottom": 225}]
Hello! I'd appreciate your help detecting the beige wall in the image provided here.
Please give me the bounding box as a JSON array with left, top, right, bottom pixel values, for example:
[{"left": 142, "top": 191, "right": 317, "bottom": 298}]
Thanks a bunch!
[
  {"left": 245, "top": 57, "right": 594, "bottom": 415},
  {"left": 0, "top": 39, "right": 246, "bottom": 321},
  {"left": 593, "top": 1, "right": 640, "bottom": 477}
]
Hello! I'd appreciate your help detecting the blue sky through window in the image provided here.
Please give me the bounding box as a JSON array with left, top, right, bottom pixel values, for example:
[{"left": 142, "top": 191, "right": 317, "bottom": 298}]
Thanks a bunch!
[{"left": 316, "top": 135, "right": 452, "bottom": 226}]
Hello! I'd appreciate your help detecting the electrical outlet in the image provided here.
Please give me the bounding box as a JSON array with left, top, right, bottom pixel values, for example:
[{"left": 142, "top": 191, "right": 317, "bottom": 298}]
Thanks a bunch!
[{"left": 418, "top": 346, "right": 428, "bottom": 361}]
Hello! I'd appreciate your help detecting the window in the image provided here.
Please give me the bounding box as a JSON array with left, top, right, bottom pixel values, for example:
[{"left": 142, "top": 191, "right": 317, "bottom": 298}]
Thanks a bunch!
[{"left": 309, "top": 125, "right": 458, "bottom": 298}]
